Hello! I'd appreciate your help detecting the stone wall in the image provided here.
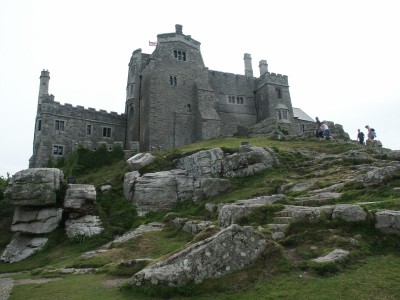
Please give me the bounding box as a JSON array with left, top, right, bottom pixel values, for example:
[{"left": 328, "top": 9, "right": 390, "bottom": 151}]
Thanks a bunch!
[{"left": 30, "top": 99, "right": 126, "bottom": 167}]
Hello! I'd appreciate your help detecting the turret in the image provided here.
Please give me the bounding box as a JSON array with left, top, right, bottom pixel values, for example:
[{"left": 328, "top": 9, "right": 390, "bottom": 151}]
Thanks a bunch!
[
  {"left": 259, "top": 60, "right": 268, "bottom": 76},
  {"left": 244, "top": 53, "right": 253, "bottom": 77},
  {"left": 38, "top": 69, "right": 50, "bottom": 104}
]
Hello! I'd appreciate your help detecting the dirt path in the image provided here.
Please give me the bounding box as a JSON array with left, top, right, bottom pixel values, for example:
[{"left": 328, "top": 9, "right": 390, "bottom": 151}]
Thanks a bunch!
[{"left": 0, "top": 278, "right": 13, "bottom": 300}]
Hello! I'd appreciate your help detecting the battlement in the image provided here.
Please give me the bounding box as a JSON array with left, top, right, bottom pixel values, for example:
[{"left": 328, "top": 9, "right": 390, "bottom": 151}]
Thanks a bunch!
[
  {"left": 209, "top": 70, "right": 247, "bottom": 80},
  {"left": 256, "top": 71, "right": 289, "bottom": 90},
  {"left": 157, "top": 25, "right": 201, "bottom": 49},
  {"left": 41, "top": 99, "right": 125, "bottom": 117}
]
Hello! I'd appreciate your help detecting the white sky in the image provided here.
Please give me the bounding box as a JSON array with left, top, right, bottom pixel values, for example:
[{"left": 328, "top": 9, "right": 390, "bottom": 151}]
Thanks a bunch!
[{"left": 1, "top": 0, "right": 399, "bottom": 177}]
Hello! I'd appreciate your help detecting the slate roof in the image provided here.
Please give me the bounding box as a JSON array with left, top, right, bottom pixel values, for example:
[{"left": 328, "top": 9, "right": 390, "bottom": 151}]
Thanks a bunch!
[{"left": 293, "top": 107, "right": 315, "bottom": 122}]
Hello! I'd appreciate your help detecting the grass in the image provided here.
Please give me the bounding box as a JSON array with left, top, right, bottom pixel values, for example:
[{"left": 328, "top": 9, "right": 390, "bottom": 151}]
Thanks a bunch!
[{"left": 2, "top": 136, "right": 400, "bottom": 299}]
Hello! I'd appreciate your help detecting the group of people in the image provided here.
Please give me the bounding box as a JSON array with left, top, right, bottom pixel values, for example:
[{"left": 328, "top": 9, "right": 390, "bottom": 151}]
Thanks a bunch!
[
  {"left": 315, "top": 117, "right": 376, "bottom": 145},
  {"left": 357, "top": 125, "right": 377, "bottom": 145},
  {"left": 315, "top": 117, "right": 334, "bottom": 141}
]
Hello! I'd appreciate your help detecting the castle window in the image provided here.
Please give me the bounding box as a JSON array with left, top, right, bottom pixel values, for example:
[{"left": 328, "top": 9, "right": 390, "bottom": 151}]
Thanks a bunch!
[
  {"left": 276, "top": 87, "right": 282, "bottom": 98},
  {"left": 86, "top": 124, "right": 92, "bottom": 135},
  {"left": 37, "top": 120, "right": 42, "bottom": 131},
  {"left": 187, "top": 104, "right": 191, "bottom": 112},
  {"left": 174, "top": 50, "right": 186, "bottom": 61},
  {"left": 55, "top": 120, "right": 65, "bottom": 131},
  {"left": 236, "top": 97, "right": 244, "bottom": 104},
  {"left": 102, "top": 127, "right": 111, "bottom": 137},
  {"left": 53, "top": 145, "right": 64, "bottom": 156},
  {"left": 169, "top": 76, "right": 177, "bottom": 86},
  {"left": 276, "top": 109, "right": 289, "bottom": 120}
]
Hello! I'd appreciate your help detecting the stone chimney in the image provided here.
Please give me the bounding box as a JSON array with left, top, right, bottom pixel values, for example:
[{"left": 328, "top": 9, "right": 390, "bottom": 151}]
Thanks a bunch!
[
  {"left": 175, "top": 24, "right": 183, "bottom": 34},
  {"left": 243, "top": 53, "right": 253, "bottom": 77},
  {"left": 259, "top": 60, "right": 268, "bottom": 76}
]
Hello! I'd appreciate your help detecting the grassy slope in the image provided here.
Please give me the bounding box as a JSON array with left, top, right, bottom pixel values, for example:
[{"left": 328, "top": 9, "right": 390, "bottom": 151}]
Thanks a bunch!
[{"left": 2, "top": 136, "right": 400, "bottom": 299}]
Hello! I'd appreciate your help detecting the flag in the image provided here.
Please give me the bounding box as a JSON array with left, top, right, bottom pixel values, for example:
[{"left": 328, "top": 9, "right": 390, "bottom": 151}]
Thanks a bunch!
[{"left": 149, "top": 41, "right": 158, "bottom": 46}]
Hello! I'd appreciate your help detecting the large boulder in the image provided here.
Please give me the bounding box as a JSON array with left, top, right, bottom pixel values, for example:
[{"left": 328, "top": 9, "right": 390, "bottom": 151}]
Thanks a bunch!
[
  {"left": 5, "top": 168, "right": 64, "bottom": 206},
  {"left": 176, "top": 148, "right": 224, "bottom": 180},
  {"left": 219, "top": 195, "right": 285, "bottom": 227},
  {"left": 1, "top": 235, "right": 48, "bottom": 263},
  {"left": 129, "top": 224, "right": 267, "bottom": 286},
  {"left": 200, "top": 178, "right": 231, "bottom": 198},
  {"left": 222, "top": 146, "right": 279, "bottom": 178},
  {"left": 331, "top": 205, "right": 367, "bottom": 222},
  {"left": 131, "top": 170, "right": 194, "bottom": 214},
  {"left": 11, "top": 206, "right": 63, "bottom": 234},
  {"left": 65, "top": 215, "right": 103, "bottom": 238},
  {"left": 353, "top": 165, "right": 400, "bottom": 186},
  {"left": 375, "top": 210, "right": 400, "bottom": 236},
  {"left": 123, "top": 171, "right": 141, "bottom": 200},
  {"left": 311, "top": 249, "right": 349, "bottom": 263},
  {"left": 64, "top": 184, "right": 96, "bottom": 214},
  {"left": 127, "top": 153, "right": 156, "bottom": 170}
]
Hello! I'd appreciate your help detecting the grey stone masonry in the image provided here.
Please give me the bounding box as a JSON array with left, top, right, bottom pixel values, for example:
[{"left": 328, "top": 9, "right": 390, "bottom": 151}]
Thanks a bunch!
[
  {"left": 30, "top": 24, "right": 318, "bottom": 167},
  {"left": 30, "top": 98, "right": 126, "bottom": 168}
]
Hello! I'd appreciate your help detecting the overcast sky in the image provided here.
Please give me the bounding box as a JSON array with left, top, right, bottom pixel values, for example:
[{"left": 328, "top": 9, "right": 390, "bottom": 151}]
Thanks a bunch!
[{"left": 1, "top": 0, "right": 399, "bottom": 178}]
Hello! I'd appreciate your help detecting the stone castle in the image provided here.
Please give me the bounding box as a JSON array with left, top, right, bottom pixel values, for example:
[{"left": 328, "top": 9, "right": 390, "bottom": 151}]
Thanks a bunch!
[{"left": 29, "top": 24, "right": 314, "bottom": 167}]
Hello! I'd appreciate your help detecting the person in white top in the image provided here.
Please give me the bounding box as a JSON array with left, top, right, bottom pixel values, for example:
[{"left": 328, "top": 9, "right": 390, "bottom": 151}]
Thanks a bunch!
[{"left": 321, "top": 122, "right": 334, "bottom": 140}]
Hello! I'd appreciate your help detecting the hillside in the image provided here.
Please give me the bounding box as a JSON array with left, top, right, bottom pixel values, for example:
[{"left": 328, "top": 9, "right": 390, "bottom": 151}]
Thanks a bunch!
[{"left": 1, "top": 137, "right": 400, "bottom": 300}]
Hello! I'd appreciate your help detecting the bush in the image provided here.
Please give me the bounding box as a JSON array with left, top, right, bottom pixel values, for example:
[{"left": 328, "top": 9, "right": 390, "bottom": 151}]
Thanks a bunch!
[{"left": 51, "top": 144, "right": 125, "bottom": 177}]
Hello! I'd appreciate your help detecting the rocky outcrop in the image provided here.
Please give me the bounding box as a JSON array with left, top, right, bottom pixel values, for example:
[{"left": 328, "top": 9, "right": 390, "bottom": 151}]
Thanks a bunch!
[
  {"left": 11, "top": 206, "right": 62, "bottom": 234},
  {"left": 123, "top": 171, "right": 140, "bottom": 200},
  {"left": 176, "top": 148, "right": 224, "bottom": 180},
  {"left": 81, "top": 222, "right": 163, "bottom": 259},
  {"left": 176, "top": 146, "right": 279, "bottom": 180},
  {"left": 353, "top": 165, "right": 400, "bottom": 186},
  {"left": 218, "top": 195, "right": 286, "bottom": 227},
  {"left": 294, "top": 192, "right": 342, "bottom": 206},
  {"left": 331, "top": 205, "right": 367, "bottom": 222},
  {"left": 1, "top": 168, "right": 65, "bottom": 263},
  {"left": 200, "top": 178, "right": 231, "bottom": 198},
  {"left": 124, "top": 147, "right": 278, "bottom": 214},
  {"left": 182, "top": 220, "right": 214, "bottom": 235},
  {"left": 375, "top": 210, "right": 400, "bottom": 236},
  {"left": 273, "top": 204, "right": 367, "bottom": 224},
  {"left": 5, "top": 168, "right": 64, "bottom": 206},
  {"left": 131, "top": 170, "right": 194, "bottom": 215},
  {"left": 222, "top": 146, "right": 278, "bottom": 178},
  {"left": 311, "top": 249, "right": 349, "bottom": 263},
  {"left": 127, "top": 153, "right": 156, "bottom": 170},
  {"left": 129, "top": 224, "right": 267, "bottom": 287},
  {"left": 65, "top": 215, "right": 103, "bottom": 239},
  {"left": 64, "top": 184, "right": 96, "bottom": 214},
  {"left": 64, "top": 184, "right": 103, "bottom": 239},
  {"left": 0, "top": 235, "right": 48, "bottom": 263}
]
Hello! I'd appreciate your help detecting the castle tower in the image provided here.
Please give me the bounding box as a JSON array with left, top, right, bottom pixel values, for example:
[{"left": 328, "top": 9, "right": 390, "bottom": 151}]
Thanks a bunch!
[
  {"left": 38, "top": 69, "right": 50, "bottom": 104},
  {"left": 259, "top": 60, "right": 268, "bottom": 76},
  {"left": 244, "top": 53, "right": 253, "bottom": 77}
]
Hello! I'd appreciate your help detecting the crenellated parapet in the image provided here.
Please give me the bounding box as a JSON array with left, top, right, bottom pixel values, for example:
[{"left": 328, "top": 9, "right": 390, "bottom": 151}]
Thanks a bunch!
[
  {"left": 40, "top": 99, "right": 125, "bottom": 124},
  {"left": 256, "top": 72, "right": 289, "bottom": 90}
]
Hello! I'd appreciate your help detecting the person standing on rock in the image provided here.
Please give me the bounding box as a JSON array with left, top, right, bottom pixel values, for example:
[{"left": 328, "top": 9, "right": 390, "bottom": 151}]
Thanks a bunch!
[
  {"left": 321, "top": 122, "right": 334, "bottom": 140},
  {"left": 357, "top": 129, "right": 365, "bottom": 145},
  {"left": 365, "top": 125, "right": 376, "bottom": 141}
]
